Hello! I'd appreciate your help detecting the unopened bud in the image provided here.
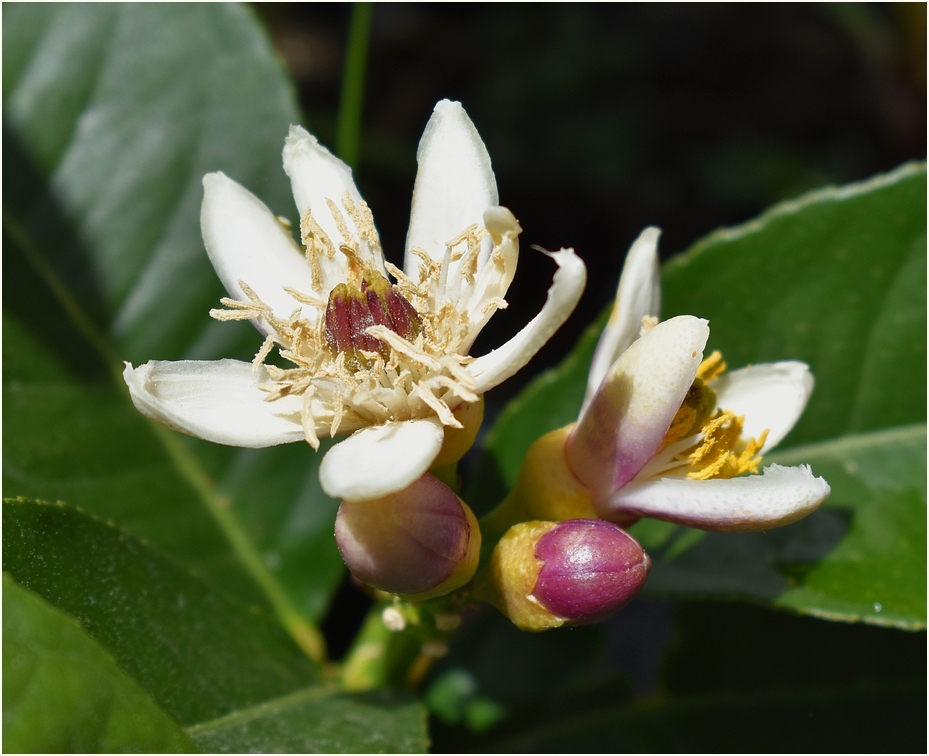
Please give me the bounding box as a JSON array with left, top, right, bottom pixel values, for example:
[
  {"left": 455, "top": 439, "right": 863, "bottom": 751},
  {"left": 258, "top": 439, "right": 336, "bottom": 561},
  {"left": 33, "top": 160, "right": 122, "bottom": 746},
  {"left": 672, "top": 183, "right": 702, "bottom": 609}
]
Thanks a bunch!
[
  {"left": 335, "top": 474, "right": 481, "bottom": 600},
  {"left": 475, "top": 519, "right": 649, "bottom": 631}
]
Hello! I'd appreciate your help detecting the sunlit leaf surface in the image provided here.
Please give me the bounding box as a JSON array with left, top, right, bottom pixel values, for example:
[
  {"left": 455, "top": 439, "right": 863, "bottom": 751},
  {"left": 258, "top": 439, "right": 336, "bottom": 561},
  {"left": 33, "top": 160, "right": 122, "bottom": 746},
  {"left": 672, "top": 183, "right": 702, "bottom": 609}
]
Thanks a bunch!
[
  {"left": 3, "top": 577, "right": 196, "bottom": 754},
  {"left": 3, "top": 499, "right": 319, "bottom": 726},
  {"left": 3, "top": 1, "right": 344, "bottom": 631}
]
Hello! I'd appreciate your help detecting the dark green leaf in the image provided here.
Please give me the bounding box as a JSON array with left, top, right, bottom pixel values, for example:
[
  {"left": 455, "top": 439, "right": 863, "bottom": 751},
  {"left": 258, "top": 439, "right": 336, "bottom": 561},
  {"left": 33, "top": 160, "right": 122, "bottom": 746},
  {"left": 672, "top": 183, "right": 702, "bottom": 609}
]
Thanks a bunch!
[
  {"left": 470, "top": 165, "right": 927, "bottom": 626},
  {"left": 662, "top": 163, "right": 926, "bottom": 447},
  {"left": 3, "top": 499, "right": 318, "bottom": 726},
  {"left": 187, "top": 688, "right": 429, "bottom": 754},
  {"left": 3, "top": 2, "right": 344, "bottom": 629},
  {"left": 3, "top": 577, "right": 197, "bottom": 753},
  {"left": 639, "top": 424, "right": 926, "bottom": 629},
  {"left": 3, "top": 315, "right": 266, "bottom": 607}
]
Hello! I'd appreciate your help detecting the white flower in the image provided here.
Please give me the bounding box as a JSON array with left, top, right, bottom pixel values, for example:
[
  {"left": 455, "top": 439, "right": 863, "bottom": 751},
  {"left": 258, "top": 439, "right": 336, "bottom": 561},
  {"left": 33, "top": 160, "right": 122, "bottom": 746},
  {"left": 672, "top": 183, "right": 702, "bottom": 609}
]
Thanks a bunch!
[
  {"left": 124, "top": 101, "right": 586, "bottom": 502},
  {"left": 564, "top": 228, "right": 829, "bottom": 532}
]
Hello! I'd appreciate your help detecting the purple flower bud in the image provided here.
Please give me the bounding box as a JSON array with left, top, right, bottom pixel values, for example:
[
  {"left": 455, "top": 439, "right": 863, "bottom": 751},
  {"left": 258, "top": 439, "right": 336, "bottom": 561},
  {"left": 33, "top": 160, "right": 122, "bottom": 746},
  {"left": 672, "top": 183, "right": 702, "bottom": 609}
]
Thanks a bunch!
[
  {"left": 335, "top": 473, "right": 480, "bottom": 600},
  {"left": 532, "top": 519, "right": 650, "bottom": 624},
  {"left": 475, "top": 519, "right": 649, "bottom": 631}
]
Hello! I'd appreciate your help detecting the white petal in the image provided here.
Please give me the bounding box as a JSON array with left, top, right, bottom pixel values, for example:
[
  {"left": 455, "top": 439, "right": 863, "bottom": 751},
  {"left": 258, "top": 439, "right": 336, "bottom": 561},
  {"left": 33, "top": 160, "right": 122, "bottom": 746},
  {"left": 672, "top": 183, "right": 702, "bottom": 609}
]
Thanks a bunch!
[
  {"left": 583, "top": 226, "right": 662, "bottom": 413},
  {"left": 566, "top": 316, "right": 709, "bottom": 499},
  {"left": 602, "top": 464, "right": 831, "bottom": 532},
  {"left": 404, "top": 100, "right": 498, "bottom": 282},
  {"left": 201, "top": 172, "right": 318, "bottom": 333},
  {"left": 467, "top": 247, "right": 586, "bottom": 393},
  {"left": 712, "top": 362, "right": 814, "bottom": 453},
  {"left": 282, "top": 125, "right": 385, "bottom": 280},
  {"left": 123, "top": 359, "right": 305, "bottom": 447},
  {"left": 318, "top": 418, "right": 446, "bottom": 501}
]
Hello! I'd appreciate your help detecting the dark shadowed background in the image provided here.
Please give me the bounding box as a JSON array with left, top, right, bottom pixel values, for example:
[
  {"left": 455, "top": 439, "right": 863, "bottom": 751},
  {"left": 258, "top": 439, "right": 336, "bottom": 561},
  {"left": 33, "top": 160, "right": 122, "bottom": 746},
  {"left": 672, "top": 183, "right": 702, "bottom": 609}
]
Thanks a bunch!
[{"left": 258, "top": 2, "right": 925, "bottom": 411}]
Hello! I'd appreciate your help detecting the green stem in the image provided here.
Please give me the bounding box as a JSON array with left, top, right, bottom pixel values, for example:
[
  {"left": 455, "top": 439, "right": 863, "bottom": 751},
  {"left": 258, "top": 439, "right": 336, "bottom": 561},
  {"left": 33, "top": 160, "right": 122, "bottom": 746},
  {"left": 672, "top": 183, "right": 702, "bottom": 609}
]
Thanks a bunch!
[
  {"left": 341, "top": 604, "right": 394, "bottom": 691},
  {"left": 336, "top": 2, "right": 373, "bottom": 170},
  {"left": 3, "top": 209, "right": 327, "bottom": 666}
]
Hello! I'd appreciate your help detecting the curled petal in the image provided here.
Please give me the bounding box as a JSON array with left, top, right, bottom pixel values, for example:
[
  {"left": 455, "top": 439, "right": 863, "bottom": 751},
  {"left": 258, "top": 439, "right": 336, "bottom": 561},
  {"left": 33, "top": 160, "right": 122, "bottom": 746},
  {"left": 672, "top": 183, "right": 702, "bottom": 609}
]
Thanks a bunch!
[
  {"left": 567, "top": 316, "right": 709, "bottom": 499},
  {"left": 467, "top": 247, "right": 587, "bottom": 393},
  {"left": 318, "top": 417, "right": 446, "bottom": 501},
  {"left": 201, "top": 172, "right": 318, "bottom": 333},
  {"left": 283, "top": 125, "right": 385, "bottom": 281},
  {"left": 601, "top": 464, "right": 831, "bottom": 532},
  {"left": 404, "top": 99, "right": 498, "bottom": 282},
  {"left": 583, "top": 226, "right": 662, "bottom": 413},
  {"left": 123, "top": 360, "right": 305, "bottom": 447},
  {"left": 458, "top": 206, "right": 521, "bottom": 351},
  {"left": 713, "top": 361, "right": 814, "bottom": 453}
]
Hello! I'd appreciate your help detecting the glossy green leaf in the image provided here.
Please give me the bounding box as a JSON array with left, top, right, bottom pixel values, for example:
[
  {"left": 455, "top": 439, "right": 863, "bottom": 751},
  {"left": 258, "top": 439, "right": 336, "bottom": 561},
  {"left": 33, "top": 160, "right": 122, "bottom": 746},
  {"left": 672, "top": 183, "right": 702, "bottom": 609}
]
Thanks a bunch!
[
  {"left": 187, "top": 688, "right": 429, "bottom": 754},
  {"left": 3, "top": 498, "right": 318, "bottom": 727},
  {"left": 469, "top": 164, "right": 927, "bottom": 625},
  {"left": 661, "top": 163, "right": 926, "bottom": 447},
  {"left": 3, "top": 2, "right": 344, "bottom": 630},
  {"left": 641, "top": 425, "right": 926, "bottom": 629},
  {"left": 3, "top": 577, "right": 197, "bottom": 754},
  {"left": 3, "top": 315, "right": 267, "bottom": 607}
]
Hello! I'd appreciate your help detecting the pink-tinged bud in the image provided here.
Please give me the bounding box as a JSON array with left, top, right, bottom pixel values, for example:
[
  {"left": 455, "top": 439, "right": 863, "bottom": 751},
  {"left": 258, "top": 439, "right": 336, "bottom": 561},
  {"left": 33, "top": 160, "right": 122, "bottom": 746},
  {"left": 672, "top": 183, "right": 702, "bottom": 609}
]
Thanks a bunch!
[
  {"left": 474, "top": 520, "right": 649, "bottom": 631},
  {"left": 335, "top": 474, "right": 481, "bottom": 600},
  {"left": 532, "top": 519, "right": 649, "bottom": 624}
]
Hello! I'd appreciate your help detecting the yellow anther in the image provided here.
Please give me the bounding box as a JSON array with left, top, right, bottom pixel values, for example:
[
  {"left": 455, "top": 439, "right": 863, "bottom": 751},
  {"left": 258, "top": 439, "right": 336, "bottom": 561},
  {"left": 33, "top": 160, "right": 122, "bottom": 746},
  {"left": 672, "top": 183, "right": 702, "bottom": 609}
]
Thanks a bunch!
[
  {"left": 697, "top": 350, "right": 727, "bottom": 382},
  {"left": 659, "top": 350, "right": 769, "bottom": 481},
  {"left": 662, "top": 377, "right": 717, "bottom": 449}
]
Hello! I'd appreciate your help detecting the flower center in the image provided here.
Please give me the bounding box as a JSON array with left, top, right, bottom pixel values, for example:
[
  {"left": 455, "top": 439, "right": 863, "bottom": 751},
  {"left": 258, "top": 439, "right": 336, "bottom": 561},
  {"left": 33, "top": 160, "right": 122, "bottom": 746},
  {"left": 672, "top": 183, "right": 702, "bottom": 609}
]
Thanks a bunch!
[
  {"left": 654, "top": 351, "right": 769, "bottom": 480},
  {"left": 324, "top": 269, "right": 423, "bottom": 370}
]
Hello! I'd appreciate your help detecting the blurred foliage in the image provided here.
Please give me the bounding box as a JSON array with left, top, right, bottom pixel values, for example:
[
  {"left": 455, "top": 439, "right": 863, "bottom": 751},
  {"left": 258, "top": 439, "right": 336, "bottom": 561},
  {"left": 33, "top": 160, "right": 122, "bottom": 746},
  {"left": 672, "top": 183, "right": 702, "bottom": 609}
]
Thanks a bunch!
[{"left": 3, "top": 3, "right": 926, "bottom": 753}]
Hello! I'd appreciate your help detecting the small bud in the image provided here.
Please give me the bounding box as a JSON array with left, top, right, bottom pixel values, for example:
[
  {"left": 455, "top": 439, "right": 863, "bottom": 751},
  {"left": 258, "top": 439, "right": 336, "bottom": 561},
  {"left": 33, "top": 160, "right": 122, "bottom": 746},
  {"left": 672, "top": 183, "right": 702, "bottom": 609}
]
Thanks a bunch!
[
  {"left": 475, "top": 519, "right": 649, "bottom": 631},
  {"left": 335, "top": 474, "right": 481, "bottom": 600}
]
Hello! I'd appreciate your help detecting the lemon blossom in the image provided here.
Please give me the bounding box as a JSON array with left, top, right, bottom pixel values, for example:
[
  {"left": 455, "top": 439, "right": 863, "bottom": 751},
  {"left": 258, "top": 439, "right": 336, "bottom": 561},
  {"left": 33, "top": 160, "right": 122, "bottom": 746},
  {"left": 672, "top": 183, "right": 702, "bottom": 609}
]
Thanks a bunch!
[
  {"left": 565, "top": 227, "right": 830, "bottom": 532},
  {"left": 123, "top": 101, "right": 586, "bottom": 502}
]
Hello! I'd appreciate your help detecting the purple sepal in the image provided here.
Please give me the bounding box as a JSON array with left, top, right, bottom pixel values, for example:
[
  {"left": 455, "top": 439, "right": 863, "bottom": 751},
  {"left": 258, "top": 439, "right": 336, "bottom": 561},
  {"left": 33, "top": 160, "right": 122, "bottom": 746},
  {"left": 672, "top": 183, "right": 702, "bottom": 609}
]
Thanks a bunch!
[{"left": 532, "top": 519, "right": 649, "bottom": 624}]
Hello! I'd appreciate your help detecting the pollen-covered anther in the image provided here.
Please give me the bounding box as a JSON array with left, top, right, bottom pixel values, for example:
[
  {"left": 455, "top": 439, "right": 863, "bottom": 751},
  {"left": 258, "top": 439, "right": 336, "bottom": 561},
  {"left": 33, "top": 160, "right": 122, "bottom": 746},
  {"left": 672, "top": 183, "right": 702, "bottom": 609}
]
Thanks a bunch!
[{"left": 656, "top": 351, "right": 771, "bottom": 481}]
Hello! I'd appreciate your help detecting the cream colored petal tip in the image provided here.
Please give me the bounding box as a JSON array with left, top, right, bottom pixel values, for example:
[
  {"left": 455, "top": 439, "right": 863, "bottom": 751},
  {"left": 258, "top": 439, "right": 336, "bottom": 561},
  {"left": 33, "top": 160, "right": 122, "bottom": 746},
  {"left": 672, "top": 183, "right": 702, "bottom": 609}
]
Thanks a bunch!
[
  {"left": 467, "top": 247, "right": 587, "bottom": 393},
  {"left": 122, "top": 359, "right": 305, "bottom": 448},
  {"left": 201, "top": 172, "right": 317, "bottom": 329},
  {"left": 282, "top": 124, "right": 361, "bottom": 213},
  {"left": 605, "top": 464, "right": 831, "bottom": 532},
  {"left": 584, "top": 226, "right": 662, "bottom": 410},
  {"left": 404, "top": 99, "right": 498, "bottom": 277},
  {"left": 712, "top": 361, "right": 814, "bottom": 452},
  {"left": 318, "top": 417, "right": 446, "bottom": 502}
]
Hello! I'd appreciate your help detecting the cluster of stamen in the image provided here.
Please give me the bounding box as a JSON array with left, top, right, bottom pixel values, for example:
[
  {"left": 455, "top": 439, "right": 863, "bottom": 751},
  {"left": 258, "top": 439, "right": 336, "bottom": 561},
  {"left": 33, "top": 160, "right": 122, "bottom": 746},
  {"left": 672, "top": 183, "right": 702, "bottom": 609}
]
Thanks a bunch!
[
  {"left": 209, "top": 193, "right": 507, "bottom": 449},
  {"left": 648, "top": 351, "right": 769, "bottom": 480}
]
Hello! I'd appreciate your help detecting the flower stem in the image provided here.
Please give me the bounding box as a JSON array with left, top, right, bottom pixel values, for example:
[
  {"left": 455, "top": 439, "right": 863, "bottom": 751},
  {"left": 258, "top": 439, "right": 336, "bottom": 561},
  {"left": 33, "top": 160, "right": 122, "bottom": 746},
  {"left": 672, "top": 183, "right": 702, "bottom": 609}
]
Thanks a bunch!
[{"left": 336, "top": 2, "right": 373, "bottom": 170}]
